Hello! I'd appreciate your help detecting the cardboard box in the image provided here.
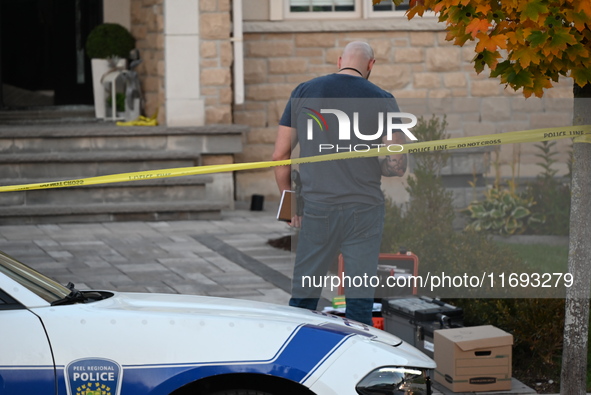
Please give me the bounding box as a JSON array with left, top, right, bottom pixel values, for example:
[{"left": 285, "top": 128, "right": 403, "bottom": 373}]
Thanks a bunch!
[{"left": 434, "top": 325, "right": 513, "bottom": 392}]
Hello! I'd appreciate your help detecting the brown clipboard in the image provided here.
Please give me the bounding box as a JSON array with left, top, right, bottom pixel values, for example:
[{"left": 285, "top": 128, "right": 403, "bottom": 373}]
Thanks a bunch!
[{"left": 276, "top": 190, "right": 295, "bottom": 221}]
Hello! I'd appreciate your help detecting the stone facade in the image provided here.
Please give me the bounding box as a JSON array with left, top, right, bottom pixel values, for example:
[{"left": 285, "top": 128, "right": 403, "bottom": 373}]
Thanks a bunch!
[
  {"left": 124, "top": 2, "right": 575, "bottom": 206},
  {"left": 200, "top": 0, "right": 234, "bottom": 125},
  {"left": 233, "top": 28, "right": 574, "bottom": 205},
  {"left": 130, "top": 0, "right": 166, "bottom": 125}
]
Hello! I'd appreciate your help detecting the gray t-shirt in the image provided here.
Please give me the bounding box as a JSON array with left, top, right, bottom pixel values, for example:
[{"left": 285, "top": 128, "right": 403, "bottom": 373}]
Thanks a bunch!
[{"left": 280, "top": 73, "right": 400, "bottom": 205}]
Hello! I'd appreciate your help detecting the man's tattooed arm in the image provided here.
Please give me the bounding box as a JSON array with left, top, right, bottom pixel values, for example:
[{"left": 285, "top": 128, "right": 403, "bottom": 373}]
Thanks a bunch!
[
  {"left": 381, "top": 153, "right": 407, "bottom": 177},
  {"left": 381, "top": 130, "right": 408, "bottom": 177}
]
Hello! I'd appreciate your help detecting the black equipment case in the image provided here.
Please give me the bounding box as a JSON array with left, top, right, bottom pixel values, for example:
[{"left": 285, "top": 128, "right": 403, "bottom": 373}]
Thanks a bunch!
[{"left": 381, "top": 296, "right": 464, "bottom": 358}]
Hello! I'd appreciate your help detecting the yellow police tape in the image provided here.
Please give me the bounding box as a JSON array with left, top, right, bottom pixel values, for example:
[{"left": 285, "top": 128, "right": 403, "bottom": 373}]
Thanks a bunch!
[{"left": 1, "top": 125, "right": 590, "bottom": 193}]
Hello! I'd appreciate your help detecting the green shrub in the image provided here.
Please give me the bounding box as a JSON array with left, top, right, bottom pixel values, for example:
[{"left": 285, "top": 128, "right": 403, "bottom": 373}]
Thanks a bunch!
[
  {"left": 462, "top": 185, "right": 545, "bottom": 235},
  {"left": 463, "top": 140, "right": 571, "bottom": 236},
  {"left": 526, "top": 140, "right": 571, "bottom": 236},
  {"left": 85, "top": 23, "right": 135, "bottom": 59},
  {"left": 382, "top": 115, "right": 455, "bottom": 258},
  {"left": 106, "top": 92, "right": 126, "bottom": 112}
]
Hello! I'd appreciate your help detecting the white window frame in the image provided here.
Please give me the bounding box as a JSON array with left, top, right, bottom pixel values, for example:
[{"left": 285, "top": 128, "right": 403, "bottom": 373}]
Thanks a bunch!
[
  {"left": 281, "top": 0, "right": 434, "bottom": 20},
  {"left": 365, "top": 0, "right": 410, "bottom": 18},
  {"left": 284, "top": 0, "right": 361, "bottom": 19}
]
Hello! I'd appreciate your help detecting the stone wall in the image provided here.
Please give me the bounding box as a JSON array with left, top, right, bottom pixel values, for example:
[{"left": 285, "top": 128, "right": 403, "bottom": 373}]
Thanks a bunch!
[
  {"left": 233, "top": 29, "right": 575, "bottom": 205},
  {"left": 200, "top": 0, "right": 234, "bottom": 124},
  {"left": 130, "top": 0, "right": 165, "bottom": 124}
]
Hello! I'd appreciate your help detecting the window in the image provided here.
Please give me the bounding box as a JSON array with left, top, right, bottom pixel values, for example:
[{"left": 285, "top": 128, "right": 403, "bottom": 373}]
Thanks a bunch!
[
  {"left": 372, "top": 0, "right": 410, "bottom": 12},
  {"left": 290, "top": 0, "right": 355, "bottom": 13},
  {"left": 287, "top": 0, "right": 360, "bottom": 18},
  {"left": 0, "top": 289, "right": 24, "bottom": 310},
  {"left": 285, "top": 0, "right": 413, "bottom": 19}
]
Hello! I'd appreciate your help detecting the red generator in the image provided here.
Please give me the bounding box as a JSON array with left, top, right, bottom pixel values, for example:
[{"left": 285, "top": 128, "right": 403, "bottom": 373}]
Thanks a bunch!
[{"left": 336, "top": 250, "right": 420, "bottom": 329}]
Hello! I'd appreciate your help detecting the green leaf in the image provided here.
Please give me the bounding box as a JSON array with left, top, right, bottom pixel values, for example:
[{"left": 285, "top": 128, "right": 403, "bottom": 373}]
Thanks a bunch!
[
  {"left": 502, "top": 192, "right": 515, "bottom": 206},
  {"left": 512, "top": 206, "right": 531, "bottom": 220},
  {"left": 520, "top": 0, "right": 549, "bottom": 22},
  {"left": 491, "top": 209, "right": 504, "bottom": 219},
  {"left": 572, "top": 67, "right": 591, "bottom": 87},
  {"left": 565, "top": 43, "right": 589, "bottom": 62},
  {"left": 507, "top": 69, "right": 533, "bottom": 88},
  {"left": 528, "top": 213, "right": 546, "bottom": 224},
  {"left": 470, "top": 205, "right": 486, "bottom": 215},
  {"left": 544, "top": 14, "right": 559, "bottom": 28},
  {"left": 547, "top": 27, "right": 578, "bottom": 53},
  {"left": 448, "top": 6, "right": 471, "bottom": 24},
  {"left": 493, "top": 218, "right": 505, "bottom": 229},
  {"left": 527, "top": 30, "right": 549, "bottom": 47},
  {"left": 504, "top": 217, "right": 519, "bottom": 235},
  {"left": 487, "top": 9, "right": 506, "bottom": 22},
  {"left": 490, "top": 60, "right": 513, "bottom": 79},
  {"left": 473, "top": 50, "right": 502, "bottom": 73}
]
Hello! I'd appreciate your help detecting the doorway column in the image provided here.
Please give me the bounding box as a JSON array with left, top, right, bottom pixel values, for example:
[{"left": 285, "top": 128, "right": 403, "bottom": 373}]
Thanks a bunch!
[{"left": 164, "top": 0, "right": 204, "bottom": 126}]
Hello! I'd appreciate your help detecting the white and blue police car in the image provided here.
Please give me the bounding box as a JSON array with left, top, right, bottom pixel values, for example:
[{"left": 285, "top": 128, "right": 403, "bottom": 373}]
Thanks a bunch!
[{"left": 0, "top": 251, "right": 435, "bottom": 395}]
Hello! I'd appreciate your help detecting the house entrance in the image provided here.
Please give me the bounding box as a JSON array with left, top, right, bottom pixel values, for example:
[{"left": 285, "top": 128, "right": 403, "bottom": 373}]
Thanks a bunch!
[{"left": 0, "top": 0, "right": 102, "bottom": 108}]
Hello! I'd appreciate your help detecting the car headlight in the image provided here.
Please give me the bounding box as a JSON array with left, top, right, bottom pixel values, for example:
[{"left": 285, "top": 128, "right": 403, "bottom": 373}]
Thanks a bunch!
[{"left": 356, "top": 366, "right": 432, "bottom": 395}]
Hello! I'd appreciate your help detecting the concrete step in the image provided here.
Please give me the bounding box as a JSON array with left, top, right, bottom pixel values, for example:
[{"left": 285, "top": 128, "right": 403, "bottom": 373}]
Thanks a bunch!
[
  {"left": 0, "top": 123, "right": 246, "bottom": 154},
  {"left": 0, "top": 176, "right": 213, "bottom": 206},
  {"left": 0, "top": 151, "right": 198, "bottom": 180},
  {"left": 0, "top": 120, "right": 247, "bottom": 223},
  {"left": 0, "top": 200, "right": 224, "bottom": 225},
  {"left": 0, "top": 105, "right": 96, "bottom": 123}
]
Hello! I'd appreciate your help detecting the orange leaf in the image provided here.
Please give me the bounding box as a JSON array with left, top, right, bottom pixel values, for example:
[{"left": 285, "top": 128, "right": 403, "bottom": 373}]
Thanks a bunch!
[
  {"left": 511, "top": 46, "right": 542, "bottom": 68},
  {"left": 565, "top": 9, "right": 590, "bottom": 32},
  {"left": 475, "top": 33, "right": 508, "bottom": 52},
  {"left": 507, "top": 28, "right": 529, "bottom": 46},
  {"left": 475, "top": 3, "right": 491, "bottom": 15},
  {"left": 432, "top": 2, "right": 446, "bottom": 14},
  {"left": 407, "top": 3, "right": 428, "bottom": 18},
  {"left": 574, "top": 0, "right": 591, "bottom": 18},
  {"left": 466, "top": 18, "right": 491, "bottom": 38},
  {"left": 524, "top": 75, "right": 553, "bottom": 98}
]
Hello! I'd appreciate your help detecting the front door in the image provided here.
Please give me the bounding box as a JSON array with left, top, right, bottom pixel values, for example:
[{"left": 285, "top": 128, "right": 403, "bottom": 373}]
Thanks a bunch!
[{"left": 0, "top": 0, "right": 103, "bottom": 107}]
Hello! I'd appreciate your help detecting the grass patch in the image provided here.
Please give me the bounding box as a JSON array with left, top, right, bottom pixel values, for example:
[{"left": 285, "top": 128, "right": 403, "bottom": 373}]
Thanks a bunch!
[{"left": 495, "top": 242, "right": 568, "bottom": 273}]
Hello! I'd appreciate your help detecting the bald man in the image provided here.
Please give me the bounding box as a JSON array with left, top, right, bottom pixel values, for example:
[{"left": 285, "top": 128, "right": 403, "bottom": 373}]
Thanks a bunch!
[{"left": 272, "top": 41, "right": 407, "bottom": 326}]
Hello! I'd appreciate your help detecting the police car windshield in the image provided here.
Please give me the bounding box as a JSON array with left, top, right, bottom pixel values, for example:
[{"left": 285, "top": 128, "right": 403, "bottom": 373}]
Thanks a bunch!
[{"left": 0, "top": 251, "right": 71, "bottom": 303}]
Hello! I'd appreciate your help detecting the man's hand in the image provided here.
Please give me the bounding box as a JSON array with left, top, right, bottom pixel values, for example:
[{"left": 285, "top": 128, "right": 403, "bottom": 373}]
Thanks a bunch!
[{"left": 289, "top": 215, "right": 302, "bottom": 228}]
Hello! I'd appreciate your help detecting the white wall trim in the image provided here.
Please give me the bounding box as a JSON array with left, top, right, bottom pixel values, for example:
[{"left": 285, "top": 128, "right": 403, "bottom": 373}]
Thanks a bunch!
[
  {"left": 244, "top": 17, "right": 443, "bottom": 33},
  {"left": 164, "top": 0, "right": 205, "bottom": 126}
]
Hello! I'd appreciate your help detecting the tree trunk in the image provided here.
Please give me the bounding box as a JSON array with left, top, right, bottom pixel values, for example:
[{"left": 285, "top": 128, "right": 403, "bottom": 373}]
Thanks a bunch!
[{"left": 561, "top": 83, "right": 591, "bottom": 394}]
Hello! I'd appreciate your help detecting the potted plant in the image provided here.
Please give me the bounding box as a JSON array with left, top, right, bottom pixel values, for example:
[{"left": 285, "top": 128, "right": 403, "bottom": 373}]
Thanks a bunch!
[{"left": 85, "top": 23, "right": 136, "bottom": 119}]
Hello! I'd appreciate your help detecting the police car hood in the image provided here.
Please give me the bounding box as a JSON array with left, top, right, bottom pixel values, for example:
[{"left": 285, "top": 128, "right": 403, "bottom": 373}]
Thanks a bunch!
[
  {"left": 35, "top": 291, "right": 435, "bottom": 370},
  {"left": 104, "top": 291, "right": 404, "bottom": 345}
]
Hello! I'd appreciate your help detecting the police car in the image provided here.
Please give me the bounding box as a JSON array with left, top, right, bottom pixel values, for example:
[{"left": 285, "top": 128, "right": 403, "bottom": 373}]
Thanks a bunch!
[{"left": 0, "top": 250, "right": 435, "bottom": 395}]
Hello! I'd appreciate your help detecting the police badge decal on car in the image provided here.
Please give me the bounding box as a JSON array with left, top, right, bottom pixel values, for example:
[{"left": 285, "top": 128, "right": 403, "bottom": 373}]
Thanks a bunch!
[{"left": 66, "top": 358, "right": 122, "bottom": 395}]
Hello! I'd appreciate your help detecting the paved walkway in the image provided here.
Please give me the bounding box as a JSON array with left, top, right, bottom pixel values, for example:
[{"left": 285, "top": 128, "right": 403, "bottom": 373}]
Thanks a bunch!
[{"left": 0, "top": 206, "right": 301, "bottom": 305}]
